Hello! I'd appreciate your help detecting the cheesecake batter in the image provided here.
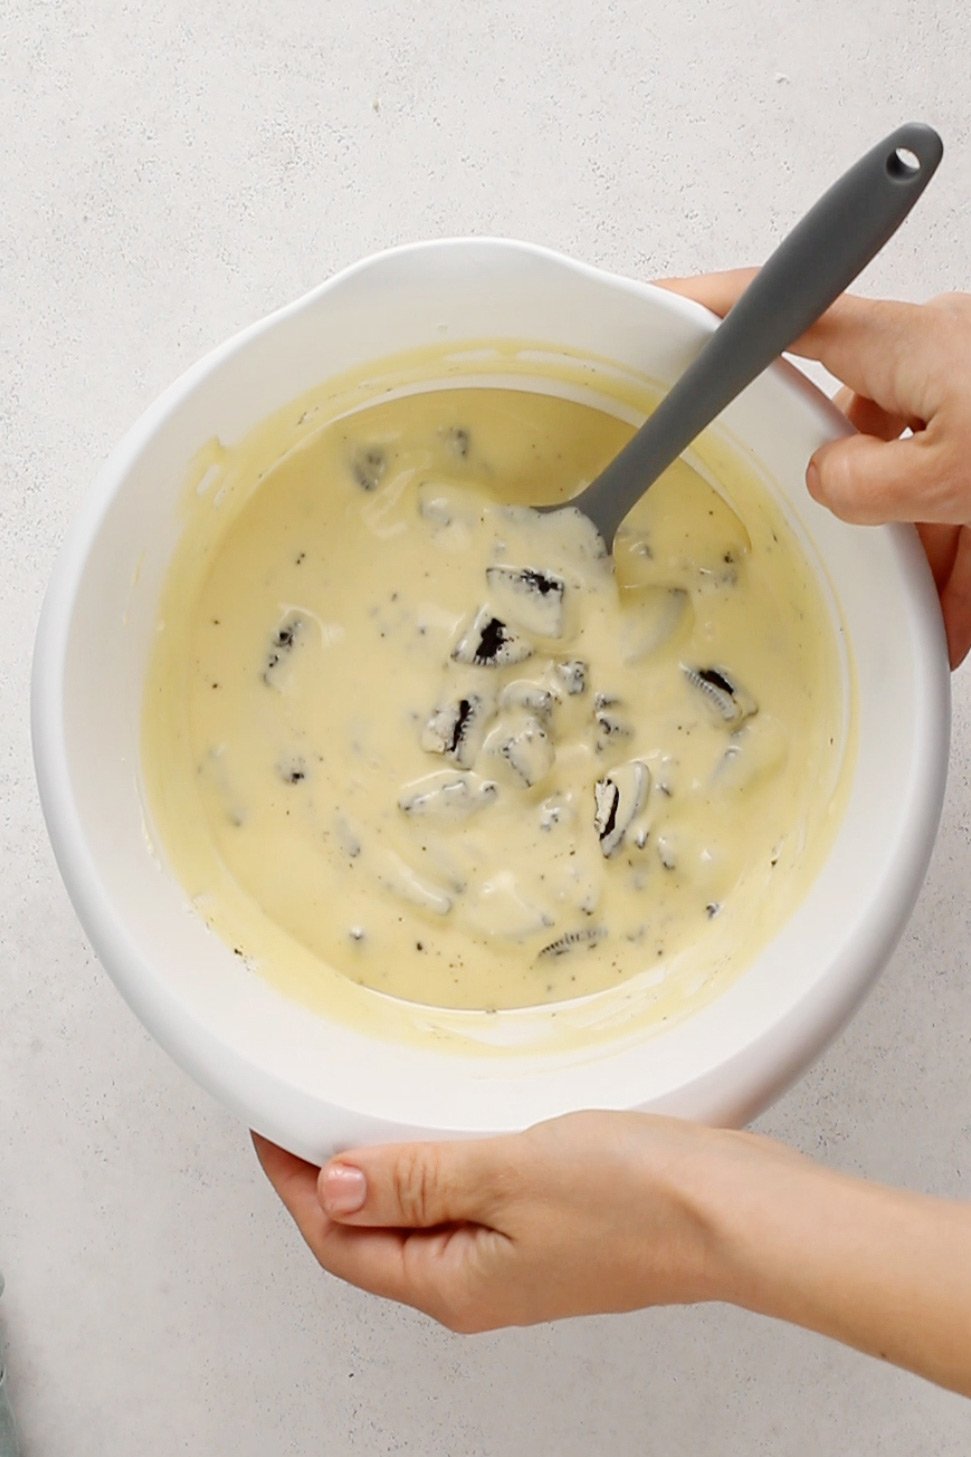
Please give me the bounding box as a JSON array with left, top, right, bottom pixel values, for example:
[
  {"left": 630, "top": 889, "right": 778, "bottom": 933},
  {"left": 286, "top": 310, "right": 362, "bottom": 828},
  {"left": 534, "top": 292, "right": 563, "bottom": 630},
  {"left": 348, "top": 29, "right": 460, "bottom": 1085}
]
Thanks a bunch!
[{"left": 143, "top": 379, "right": 846, "bottom": 1014}]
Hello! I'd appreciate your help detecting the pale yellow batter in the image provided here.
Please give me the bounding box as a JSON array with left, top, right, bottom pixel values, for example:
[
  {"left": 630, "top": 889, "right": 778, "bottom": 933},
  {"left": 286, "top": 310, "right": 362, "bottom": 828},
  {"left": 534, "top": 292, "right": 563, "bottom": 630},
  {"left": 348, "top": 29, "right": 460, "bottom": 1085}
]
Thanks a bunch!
[{"left": 143, "top": 372, "right": 847, "bottom": 1016}]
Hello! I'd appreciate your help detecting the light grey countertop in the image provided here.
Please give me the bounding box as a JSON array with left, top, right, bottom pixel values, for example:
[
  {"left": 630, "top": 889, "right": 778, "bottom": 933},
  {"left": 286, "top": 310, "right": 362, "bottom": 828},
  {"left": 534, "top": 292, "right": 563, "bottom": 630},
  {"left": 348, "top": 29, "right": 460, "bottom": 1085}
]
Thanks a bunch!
[{"left": 2, "top": 1, "right": 970, "bottom": 1452}]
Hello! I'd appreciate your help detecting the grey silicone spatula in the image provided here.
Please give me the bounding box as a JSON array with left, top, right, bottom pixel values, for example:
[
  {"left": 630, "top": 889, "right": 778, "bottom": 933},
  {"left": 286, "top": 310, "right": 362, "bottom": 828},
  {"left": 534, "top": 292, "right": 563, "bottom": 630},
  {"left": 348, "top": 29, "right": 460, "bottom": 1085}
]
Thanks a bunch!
[{"left": 545, "top": 123, "right": 943, "bottom": 547}]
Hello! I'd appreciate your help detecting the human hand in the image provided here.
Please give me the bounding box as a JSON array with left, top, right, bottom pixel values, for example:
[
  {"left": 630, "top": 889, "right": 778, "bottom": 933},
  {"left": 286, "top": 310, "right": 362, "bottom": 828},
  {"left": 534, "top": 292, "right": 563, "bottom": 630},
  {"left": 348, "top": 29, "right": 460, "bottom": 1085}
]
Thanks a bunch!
[
  {"left": 255, "top": 1112, "right": 971, "bottom": 1395},
  {"left": 253, "top": 1112, "right": 793, "bottom": 1331},
  {"left": 659, "top": 270, "right": 971, "bottom": 668}
]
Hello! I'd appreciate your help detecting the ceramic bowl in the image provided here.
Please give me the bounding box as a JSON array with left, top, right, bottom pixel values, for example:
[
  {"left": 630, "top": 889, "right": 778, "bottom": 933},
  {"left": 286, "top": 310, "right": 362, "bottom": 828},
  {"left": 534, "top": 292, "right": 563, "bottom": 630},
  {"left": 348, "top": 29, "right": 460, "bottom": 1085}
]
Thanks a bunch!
[{"left": 32, "top": 239, "right": 950, "bottom": 1160}]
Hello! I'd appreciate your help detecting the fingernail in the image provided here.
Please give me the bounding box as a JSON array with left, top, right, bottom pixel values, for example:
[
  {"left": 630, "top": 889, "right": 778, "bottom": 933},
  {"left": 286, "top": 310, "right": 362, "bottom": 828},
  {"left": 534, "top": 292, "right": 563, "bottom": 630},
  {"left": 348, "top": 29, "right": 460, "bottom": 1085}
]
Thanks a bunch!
[
  {"left": 806, "top": 459, "right": 822, "bottom": 498},
  {"left": 320, "top": 1163, "right": 367, "bottom": 1216}
]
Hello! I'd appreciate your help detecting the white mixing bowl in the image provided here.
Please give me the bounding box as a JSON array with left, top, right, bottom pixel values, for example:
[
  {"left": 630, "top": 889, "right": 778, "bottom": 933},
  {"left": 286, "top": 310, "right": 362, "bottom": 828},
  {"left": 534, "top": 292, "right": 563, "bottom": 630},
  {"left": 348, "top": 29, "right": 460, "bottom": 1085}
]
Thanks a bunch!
[{"left": 32, "top": 239, "right": 950, "bottom": 1161}]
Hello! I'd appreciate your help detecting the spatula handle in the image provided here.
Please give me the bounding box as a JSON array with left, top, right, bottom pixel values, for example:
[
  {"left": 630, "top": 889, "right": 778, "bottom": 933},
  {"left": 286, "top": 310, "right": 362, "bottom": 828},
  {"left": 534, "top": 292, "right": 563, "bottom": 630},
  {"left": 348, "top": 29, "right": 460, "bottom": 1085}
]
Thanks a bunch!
[{"left": 581, "top": 123, "right": 943, "bottom": 544}]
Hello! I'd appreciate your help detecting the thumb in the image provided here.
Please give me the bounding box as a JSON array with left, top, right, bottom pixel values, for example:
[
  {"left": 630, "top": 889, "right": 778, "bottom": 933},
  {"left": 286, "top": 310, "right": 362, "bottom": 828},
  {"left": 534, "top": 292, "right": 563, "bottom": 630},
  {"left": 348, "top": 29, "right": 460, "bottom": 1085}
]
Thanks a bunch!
[
  {"left": 807, "top": 431, "right": 947, "bottom": 525},
  {"left": 318, "top": 1137, "right": 514, "bottom": 1229}
]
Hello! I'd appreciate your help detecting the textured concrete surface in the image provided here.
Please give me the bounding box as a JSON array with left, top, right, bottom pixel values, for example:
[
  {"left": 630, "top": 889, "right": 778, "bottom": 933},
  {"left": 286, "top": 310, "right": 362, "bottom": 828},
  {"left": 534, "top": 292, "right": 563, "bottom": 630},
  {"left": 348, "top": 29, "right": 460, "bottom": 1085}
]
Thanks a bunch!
[{"left": 2, "top": 1, "right": 971, "bottom": 1452}]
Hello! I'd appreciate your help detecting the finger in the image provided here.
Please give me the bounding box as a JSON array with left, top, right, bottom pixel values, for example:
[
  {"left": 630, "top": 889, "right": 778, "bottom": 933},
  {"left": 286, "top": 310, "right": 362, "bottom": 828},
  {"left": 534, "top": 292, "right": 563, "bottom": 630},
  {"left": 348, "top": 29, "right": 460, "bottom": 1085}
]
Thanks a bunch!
[
  {"left": 915, "top": 522, "right": 962, "bottom": 595},
  {"left": 251, "top": 1134, "right": 436, "bottom": 1307},
  {"left": 304, "top": 1222, "right": 419, "bottom": 1306},
  {"left": 909, "top": 524, "right": 970, "bottom": 668},
  {"left": 937, "top": 525, "right": 971, "bottom": 668},
  {"left": 832, "top": 385, "right": 854, "bottom": 417},
  {"left": 318, "top": 1136, "right": 519, "bottom": 1230},
  {"left": 657, "top": 271, "right": 933, "bottom": 421},
  {"left": 837, "top": 390, "right": 912, "bottom": 442},
  {"left": 252, "top": 1133, "right": 331, "bottom": 1241},
  {"left": 311, "top": 1218, "right": 507, "bottom": 1328},
  {"left": 807, "top": 432, "right": 955, "bottom": 525},
  {"left": 655, "top": 268, "right": 757, "bottom": 317}
]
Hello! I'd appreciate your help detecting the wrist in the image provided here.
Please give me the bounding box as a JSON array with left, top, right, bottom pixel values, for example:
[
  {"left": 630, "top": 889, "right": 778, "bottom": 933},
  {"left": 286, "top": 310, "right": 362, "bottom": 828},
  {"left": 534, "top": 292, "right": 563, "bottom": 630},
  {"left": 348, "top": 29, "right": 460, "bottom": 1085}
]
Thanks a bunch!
[
  {"left": 633, "top": 1117, "right": 971, "bottom": 1396},
  {"left": 664, "top": 1123, "right": 818, "bottom": 1309}
]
